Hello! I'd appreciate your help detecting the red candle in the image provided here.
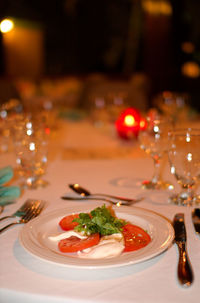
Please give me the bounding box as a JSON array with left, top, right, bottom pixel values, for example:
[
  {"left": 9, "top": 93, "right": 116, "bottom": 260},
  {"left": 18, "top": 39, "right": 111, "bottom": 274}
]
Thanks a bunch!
[{"left": 115, "top": 107, "right": 141, "bottom": 139}]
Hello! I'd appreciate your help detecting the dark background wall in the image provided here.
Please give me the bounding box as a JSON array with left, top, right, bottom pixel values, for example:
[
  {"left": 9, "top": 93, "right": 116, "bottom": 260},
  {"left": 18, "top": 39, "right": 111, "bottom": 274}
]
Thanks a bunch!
[{"left": 0, "top": 0, "right": 200, "bottom": 109}]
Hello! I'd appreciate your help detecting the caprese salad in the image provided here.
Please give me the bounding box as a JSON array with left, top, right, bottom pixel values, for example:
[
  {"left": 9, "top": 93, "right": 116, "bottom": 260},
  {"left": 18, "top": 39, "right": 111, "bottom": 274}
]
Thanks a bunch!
[{"left": 50, "top": 204, "right": 151, "bottom": 259}]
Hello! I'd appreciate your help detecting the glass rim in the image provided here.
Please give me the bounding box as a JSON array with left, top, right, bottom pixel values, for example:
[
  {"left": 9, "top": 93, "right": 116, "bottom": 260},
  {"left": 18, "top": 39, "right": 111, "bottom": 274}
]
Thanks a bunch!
[
  {"left": 168, "top": 128, "right": 200, "bottom": 137},
  {"left": 169, "top": 127, "right": 200, "bottom": 132}
]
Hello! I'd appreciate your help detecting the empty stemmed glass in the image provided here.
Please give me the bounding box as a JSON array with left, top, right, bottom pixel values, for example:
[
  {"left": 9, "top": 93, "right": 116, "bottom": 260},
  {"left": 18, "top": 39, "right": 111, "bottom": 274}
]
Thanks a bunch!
[
  {"left": 168, "top": 128, "right": 200, "bottom": 206},
  {"left": 153, "top": 91, "right": 189, "bottom": 126},
  {"left": 13, "top": 114, "right": 49, "bottom": 189},
  {"left": 138, "top": 116, "right": 172, "bottom": 189},
  {"left": 0, "top": 99, "right": 23, "bottom": 153}
]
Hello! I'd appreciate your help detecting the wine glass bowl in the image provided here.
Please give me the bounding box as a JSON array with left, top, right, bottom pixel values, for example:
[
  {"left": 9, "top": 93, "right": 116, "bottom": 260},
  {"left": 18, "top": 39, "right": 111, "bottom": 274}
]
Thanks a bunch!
[
  {"left": 13, "top": 114, "right": 49, "bottom": 189},
  {"left": 153, "top": 91, "right": 189, "bottom": 126},
  {"left": 138, "top": 116, "right": 172, "bottom": 189},
  {"left": 168, "top": 128, "right": 200, "bottom": 206}
]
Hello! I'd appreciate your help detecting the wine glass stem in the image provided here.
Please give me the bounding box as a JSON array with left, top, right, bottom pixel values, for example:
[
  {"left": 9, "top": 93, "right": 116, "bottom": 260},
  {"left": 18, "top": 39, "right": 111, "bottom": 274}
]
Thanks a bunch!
[
  {"left": 152, "top": 158, "right": 161, "bottom": 184},
  {"left": 180, "top": 187, "right": 194, "bottom": 200}
]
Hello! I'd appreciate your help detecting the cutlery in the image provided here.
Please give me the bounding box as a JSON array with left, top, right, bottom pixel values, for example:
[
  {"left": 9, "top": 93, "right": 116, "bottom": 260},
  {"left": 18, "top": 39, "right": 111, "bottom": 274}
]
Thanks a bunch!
[
  {"left": 68, "top": 183, "right": 143, "bottom": 203},
  {"left": 61, "top": 196, "right": 139, "bottom": 206},
  {"left": 192, "top": 208, "right": 200, "bottom": 235},
  {"left": 173, "top": 213, "right": 194, "bottom": 287},
  {"left": 0, "top": 206, "right": 4, "bottom": 215},
  {"left": 0, "top": 201, "right": 17, "bottom": 215},
  {"left": 0, "top": 200, "right": 46, "bottom": 233},
  {"left": 0, "top": 199, "right": 39, "bottom": 222}
]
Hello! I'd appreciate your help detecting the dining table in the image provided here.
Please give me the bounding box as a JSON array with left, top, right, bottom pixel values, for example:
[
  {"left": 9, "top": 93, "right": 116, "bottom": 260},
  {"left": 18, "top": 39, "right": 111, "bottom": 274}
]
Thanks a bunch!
[{"left": 0, "top": 114, "right": 199, "bottom": 303}]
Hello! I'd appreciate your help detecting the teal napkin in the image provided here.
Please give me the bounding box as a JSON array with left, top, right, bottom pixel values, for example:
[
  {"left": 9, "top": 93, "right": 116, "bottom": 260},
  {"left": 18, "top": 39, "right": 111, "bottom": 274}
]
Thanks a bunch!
[
  {"left": 0, "top": 186, "right": 21, "bottom": 205},
  {"left": 0, "top": 166, "right": 14, "bottom": 186},
  {"left": 0, "top": 166, "right": 21, "bottom": 206}
]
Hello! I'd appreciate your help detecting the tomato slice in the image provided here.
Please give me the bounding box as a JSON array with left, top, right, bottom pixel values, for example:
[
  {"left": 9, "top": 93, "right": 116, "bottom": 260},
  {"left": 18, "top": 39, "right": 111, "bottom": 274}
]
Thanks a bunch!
[
  {"left": 59, "top": 214, "right": 79, "bottom": 231},
  {"left": 58, "top": 233, "right": 100, "bottom": 253},
  {"left": 122, "top": 223, "right": 151, "bottom": 252}
]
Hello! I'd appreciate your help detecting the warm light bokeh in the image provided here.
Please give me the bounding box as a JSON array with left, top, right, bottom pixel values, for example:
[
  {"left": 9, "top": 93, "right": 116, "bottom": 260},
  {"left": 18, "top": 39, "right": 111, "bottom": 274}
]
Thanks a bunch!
[
  {"left": 142, "top": 0, "right": 172, "bottom": 16},
  {"left": 181, "top": 61, "right": 200, "bottom": 78},
  {"left": 2, "top": 20, "right": 44, "bottom": 78},
  {"left": 0, "top": 19, "right": 14, "bottom": 33},
  {"left": 181, "top": 41, "right": 195, "bottom": 54}
]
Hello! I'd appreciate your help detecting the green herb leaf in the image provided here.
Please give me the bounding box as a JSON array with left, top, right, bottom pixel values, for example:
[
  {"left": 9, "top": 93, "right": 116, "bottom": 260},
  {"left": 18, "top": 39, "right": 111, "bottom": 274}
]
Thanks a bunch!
[{"left": 73, "top": 204, "right": 126, "bottom": 236}]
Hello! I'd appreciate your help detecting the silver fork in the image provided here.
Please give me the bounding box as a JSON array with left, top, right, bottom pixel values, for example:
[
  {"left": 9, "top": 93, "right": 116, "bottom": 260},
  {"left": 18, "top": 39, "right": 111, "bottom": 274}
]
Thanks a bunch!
[
  {"left": 0, "top": 200, "right": 46, "bottom": 233},
  {"left": 0, "top": 201, "right": 15, "bottom": 215},
  {"left": 0, "top": 199, "right": 40, "bottom": 222},
  {"left": 0, "top": 206, "right": 4, "bottom": 215}
]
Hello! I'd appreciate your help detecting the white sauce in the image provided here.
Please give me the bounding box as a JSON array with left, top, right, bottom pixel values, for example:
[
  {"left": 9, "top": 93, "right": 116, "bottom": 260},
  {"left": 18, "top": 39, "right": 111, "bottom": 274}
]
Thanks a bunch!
[
  {"left": 78, "top": 233, "right": 124, "bottom": 259},
  {"left": 48, "top": 230, "right": 87, "bottom": 241},
  {"left": 48, "top": 231, "right": 124, "bottom": 259}
]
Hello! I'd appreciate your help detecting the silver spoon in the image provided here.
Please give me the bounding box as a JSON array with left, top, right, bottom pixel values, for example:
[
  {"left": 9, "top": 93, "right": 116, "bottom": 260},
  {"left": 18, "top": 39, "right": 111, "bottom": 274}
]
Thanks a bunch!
[{"left": 68, "top": 184, "right": 143, "bottom": 203}]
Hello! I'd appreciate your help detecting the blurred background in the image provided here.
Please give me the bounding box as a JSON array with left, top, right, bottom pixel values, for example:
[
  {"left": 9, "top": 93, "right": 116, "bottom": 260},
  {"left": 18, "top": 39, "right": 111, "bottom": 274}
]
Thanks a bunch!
[{"left": 0, "top": 0, "right": 200, "bottom": 111}]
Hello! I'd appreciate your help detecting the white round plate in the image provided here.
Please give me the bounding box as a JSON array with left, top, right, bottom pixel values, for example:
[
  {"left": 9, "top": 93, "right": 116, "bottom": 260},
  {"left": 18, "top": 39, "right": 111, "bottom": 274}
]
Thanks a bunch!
[{"left": 19, "top": 204, "right": 174, "bottom": 269}]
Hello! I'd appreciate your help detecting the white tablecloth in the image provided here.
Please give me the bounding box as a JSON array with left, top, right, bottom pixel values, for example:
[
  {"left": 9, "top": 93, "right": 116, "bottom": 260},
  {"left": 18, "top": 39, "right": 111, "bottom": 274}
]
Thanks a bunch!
[{"left": 0, "top": 120, "right": 199, "bottom": 303}]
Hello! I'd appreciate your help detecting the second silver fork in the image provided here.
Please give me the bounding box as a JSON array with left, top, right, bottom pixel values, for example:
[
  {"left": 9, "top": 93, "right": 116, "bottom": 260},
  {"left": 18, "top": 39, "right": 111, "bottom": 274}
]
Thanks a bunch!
[
  {"left": 0, "top": 200, "right": 46, "bottom": 233},
  {"left": 0, "top": 199, "right": 40, "bottom": 221}
]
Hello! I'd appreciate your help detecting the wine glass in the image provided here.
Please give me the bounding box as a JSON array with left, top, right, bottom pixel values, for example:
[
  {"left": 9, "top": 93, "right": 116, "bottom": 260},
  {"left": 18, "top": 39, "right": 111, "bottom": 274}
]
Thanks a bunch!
[
  {"left": 13, "top": 114, "right": 49, "bottom": 189},
  {"left": 153, "top": 91, "right": 189, "bottom": 126},
  {"left": 168, "top": 128, "right": 200, "bottom": 206},
  {"left": 0, "top": 99, "right": 23, "bottom": 153},
  {"left": 138, "top": 116, "right": 172, "bottom": 189}
]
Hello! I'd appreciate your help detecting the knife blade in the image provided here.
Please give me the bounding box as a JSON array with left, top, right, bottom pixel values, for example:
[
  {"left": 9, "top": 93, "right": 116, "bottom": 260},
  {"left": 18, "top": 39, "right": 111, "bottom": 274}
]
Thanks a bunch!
[
  {"left": 192, "top": 208, "right": 200, "bottom": 235},
  {"left": 173, "top": 213, "right": 194, "bottom": 287}
]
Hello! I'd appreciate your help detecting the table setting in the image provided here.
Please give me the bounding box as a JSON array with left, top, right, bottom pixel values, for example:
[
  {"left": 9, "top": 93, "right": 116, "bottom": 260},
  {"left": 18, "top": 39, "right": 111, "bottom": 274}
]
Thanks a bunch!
[{"left": 0, "top": 90, "right": 200, "bottom": 303}]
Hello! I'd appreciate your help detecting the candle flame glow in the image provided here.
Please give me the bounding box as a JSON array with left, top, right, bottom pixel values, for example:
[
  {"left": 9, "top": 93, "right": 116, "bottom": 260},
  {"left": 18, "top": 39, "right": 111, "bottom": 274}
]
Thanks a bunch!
[{"left": 124, "top": 115, "right": 135, "bottom": 126}]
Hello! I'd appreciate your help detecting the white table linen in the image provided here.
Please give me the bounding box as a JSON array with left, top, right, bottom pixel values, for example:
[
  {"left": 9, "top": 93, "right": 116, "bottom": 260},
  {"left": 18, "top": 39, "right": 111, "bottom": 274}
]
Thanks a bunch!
[{"left": 0, "top": 119, "right": 199, "bottom": 303}]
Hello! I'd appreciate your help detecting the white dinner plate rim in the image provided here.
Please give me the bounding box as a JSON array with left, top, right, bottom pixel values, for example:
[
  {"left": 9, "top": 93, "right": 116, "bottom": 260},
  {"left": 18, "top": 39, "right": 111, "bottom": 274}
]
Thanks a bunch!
[{"left": 19, "top": 204, "right": 174, "bottom": 269}]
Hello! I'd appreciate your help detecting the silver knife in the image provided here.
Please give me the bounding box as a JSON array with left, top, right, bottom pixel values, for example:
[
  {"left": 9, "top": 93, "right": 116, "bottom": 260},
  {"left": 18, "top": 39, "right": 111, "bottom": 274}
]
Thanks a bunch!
[
  {"left": 192, "top": 208, "right": 200, "bottom": 235},
  {"left": 173, "top": 213, "right": 194, "bottom": 287}
]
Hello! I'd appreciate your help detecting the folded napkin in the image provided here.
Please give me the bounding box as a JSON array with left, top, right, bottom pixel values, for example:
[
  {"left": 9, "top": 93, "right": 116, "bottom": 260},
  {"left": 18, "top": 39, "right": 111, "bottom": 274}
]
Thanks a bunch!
[
  {"left": 0, "top": 166, "right": 14, "bottom": 186},
  {"left": 0, "top": 166, "right": 21, "bottom": 206},
  {"left": 0, "top": 186, "right": 21, "bottom": 205}
]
